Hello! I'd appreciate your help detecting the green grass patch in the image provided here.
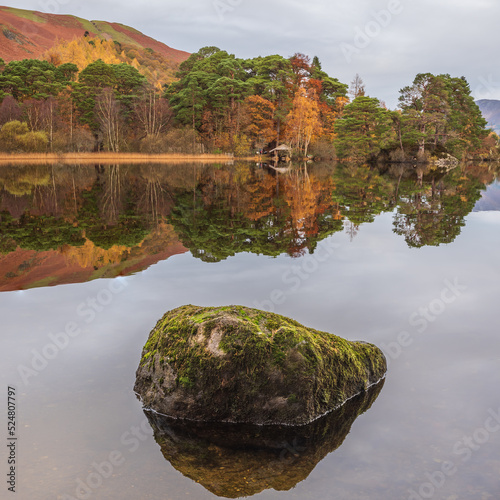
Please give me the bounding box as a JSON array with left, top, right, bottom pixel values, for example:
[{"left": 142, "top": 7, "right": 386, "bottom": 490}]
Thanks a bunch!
[
  {"left": 114, "top": 23, "right": 143, "bottom": 36},
  {"left": 5, "top": 7, "right": 47, "bottom": 23},
  {"left": 24, "top": 276, "right": 58, "bottom": 289},
  {"left": 70, "top": 16, "right": 97, "bottom": 34},
  {"left": 90, "top": 20, "right": 142, "bottom": 47}
]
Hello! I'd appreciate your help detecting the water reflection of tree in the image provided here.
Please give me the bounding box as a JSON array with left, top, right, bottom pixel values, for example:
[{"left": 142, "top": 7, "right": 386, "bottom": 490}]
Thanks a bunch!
[
  {"left": 79, "top": 167, "right": 150, "bottom": 250},
  {"left": 332, "top": 163, "right": 396, "bottom": 224},
  {"left": 169, "top": 163, "right": 343, "bottom": 262},
  {"left": 137, "top": 165, "right": 173, "bottom": 223},
  {"left": 0, "top": 165, "right": 53, "bottom": 213},
  {"left": 392, "top": 167, "right": 486, "bottom": 248},
  {"left": 344, "top": 220, "right": 359, "bottom": 241},
  {"left": 168, "top": 160, "right": 499, "bottom": 259},
  {"left": 0, "top": 211, "right": 85, "bottom": 253},
  {"left": 0, "top": 165, "right": 85, "bottom": 253},
  {"left": 99, "top": 164, "right": 123, "bottom": 224},
  {"left": 281, "top": 163, "right": 339, "bottom": 256},
  {"left": 0, "top": 161, "right": 497, "bottom": 259}
]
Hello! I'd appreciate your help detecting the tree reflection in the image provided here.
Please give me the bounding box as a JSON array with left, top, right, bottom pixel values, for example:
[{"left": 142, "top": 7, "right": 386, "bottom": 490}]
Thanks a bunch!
[
  {"left": 169, "top": 162, "right": 344, "bottom": 261},
  {"left": 392, "top": 166, "right": 486, "bottom": 247},
  {"left": 0, "top": 160, "right": 497, "bottom": 289}
]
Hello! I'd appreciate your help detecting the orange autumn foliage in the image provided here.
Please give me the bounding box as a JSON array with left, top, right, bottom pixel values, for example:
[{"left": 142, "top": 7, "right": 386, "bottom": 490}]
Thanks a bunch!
[{"left": 242, "top": 95, "right": 276, "bottom": 147}]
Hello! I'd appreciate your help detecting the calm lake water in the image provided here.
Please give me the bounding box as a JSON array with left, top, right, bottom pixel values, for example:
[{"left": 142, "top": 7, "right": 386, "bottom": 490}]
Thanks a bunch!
[{"left": 1, "top": 161, "right": 499, "bottom": 500}]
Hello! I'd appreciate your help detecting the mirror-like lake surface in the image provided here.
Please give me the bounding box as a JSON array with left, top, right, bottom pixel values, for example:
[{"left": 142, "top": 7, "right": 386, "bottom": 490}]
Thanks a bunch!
[{"left": 1, "top": 161, "right": 499, "bottom": 500}]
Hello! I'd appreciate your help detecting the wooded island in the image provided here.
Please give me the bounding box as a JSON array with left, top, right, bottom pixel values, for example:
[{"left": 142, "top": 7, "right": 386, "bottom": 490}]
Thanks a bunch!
[{"left": 0, "top": 39, "right": 496, "bottom": 161}]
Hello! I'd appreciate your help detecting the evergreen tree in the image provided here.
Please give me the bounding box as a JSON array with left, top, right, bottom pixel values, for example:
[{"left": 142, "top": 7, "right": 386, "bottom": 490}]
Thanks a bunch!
[{"left": 334, "top": 97, "right": 393, "bottom": 161}]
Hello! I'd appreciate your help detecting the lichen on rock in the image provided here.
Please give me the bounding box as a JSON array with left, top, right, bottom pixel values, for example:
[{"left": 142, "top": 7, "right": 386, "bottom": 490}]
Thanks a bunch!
[{"left": 134, "top": 305, "right": 387, "bottom": 426}]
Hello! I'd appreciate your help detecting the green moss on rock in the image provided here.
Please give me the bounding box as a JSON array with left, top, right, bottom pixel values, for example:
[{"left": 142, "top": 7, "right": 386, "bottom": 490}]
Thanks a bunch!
[{"left": 134, "top": 305, "right": 387, "bottom": 425}]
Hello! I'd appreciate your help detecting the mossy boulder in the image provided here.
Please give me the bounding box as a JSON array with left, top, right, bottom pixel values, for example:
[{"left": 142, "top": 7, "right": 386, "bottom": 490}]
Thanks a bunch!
[{"left": 134, "top": 305, "right": 386, "bottom": 425}]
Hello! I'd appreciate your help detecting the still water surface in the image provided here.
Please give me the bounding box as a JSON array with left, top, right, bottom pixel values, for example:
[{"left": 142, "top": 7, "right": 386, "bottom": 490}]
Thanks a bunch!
[{"left": 1, "top": 162, "right": 499, "bottom": 500}]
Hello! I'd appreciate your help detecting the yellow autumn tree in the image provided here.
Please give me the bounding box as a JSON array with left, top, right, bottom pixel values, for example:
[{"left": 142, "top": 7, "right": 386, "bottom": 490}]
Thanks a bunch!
[
  {"left": 285, "top": 88, "right": 322, "bottom": 157},
  {"left": 44, "top": 37, "right": 122, "bottom": 71},
  {"left": 43, "top": 36, "right": 178, "bottom": 88}
]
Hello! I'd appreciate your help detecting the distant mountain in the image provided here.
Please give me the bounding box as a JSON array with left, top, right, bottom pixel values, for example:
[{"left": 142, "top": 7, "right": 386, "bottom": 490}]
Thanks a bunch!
[
  {"left": 476, "top": 99, "right": 500, "bottom": 135},
  {"left": 0, "top": 5, "right": 189, "bottom": 64},
  {"left": 473, "top": 181, "right": 500, "bottom": 212}
]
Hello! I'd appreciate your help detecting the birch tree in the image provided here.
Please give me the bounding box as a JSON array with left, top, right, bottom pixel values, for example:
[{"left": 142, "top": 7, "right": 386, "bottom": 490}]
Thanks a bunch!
[{"left": 95, "top": 88, "right": 122, "bottom": 152}]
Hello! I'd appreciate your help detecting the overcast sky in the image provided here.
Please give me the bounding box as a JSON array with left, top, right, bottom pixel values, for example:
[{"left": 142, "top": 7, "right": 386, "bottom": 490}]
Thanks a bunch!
[{"left": 6, "top": 0, "right": 500, "bottom": 108}]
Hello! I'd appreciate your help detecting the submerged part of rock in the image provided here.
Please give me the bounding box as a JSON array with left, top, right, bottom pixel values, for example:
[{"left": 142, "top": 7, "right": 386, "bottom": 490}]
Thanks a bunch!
[
  {"left": 145, "top": 379, "right": 385, "bottom": 498},
  {"left": 134, "top": 305, "right": 387, "bottom": 425}
]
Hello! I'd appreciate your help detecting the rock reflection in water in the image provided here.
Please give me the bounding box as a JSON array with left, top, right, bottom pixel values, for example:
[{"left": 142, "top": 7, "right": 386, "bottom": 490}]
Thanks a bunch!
[{"left": 145, "top": 379, "right": 385, "bottom": 498}]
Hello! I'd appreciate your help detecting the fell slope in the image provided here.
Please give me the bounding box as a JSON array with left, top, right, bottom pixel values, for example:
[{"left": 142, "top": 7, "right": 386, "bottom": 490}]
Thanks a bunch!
[{"left": 0, "top": 5, "right": 189, "bottom": 63}]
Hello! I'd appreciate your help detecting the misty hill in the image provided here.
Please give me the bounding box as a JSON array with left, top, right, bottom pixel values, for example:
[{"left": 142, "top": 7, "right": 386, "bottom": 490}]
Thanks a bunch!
[
  {"left": 476, "top": 99, "right": 500, "bottom": 134},
  {"left": 473, "top": 180, "right": 500, "bottom": 212},
  {"left": 0, "top": 5, "right": 189, "bottom": 64}
]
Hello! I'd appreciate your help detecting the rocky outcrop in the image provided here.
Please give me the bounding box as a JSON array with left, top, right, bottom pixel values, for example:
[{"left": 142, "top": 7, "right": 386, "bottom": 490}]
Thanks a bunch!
[
  {"left": 429, "top": 153, "right": 459, "bottom": 171},
  {"left": 134, "top": 305, "right": 387, "bottom": 426}
]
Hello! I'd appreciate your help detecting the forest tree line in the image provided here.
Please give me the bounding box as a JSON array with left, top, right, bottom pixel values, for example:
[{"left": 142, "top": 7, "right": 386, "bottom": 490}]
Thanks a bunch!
[{"left": 0, "top": 40, "right": 496, "bottom": 160}]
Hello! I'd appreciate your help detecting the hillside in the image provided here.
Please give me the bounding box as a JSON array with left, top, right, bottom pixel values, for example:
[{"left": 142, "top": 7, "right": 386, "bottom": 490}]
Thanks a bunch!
[
  {"left": 0, "top": 5, "right": 189, "bottom": 64},
  {"left": 476, "top": 99, "right": 500, "bottom": 134}
]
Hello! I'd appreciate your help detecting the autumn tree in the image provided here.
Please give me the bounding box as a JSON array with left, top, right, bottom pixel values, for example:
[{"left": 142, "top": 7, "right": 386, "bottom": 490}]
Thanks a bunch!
[
  {"left": 285, "top": 88, "right": 322, "bottom": 157},
  {"left": 0, "top": 121, "right": 29, "bottom": 151},
  {"left": 41, "top": 97, "right": 57, "bottom": 149},
  {"left": 74, "top": 59, "right": 145, "bottom": 133},
  {"left": 134, "top": 85, "right": 173, "bottom": 138},
  {"left": 165, "top": 47, "right": 349, "bottom": 153},
  {"left": 44, "top": 37, "right": 122, "bottom": 71},
  {"left": 95, "top": 88, "right": 123, "bottom": 152},
  {"left": 246, "top": 54, "right": 294, "bottom": 144},
  {"left": 349, "top": 74, "right": 365, "bottom": 100},
  {"left": 166, "top": 48, "right": 253, "bottom": 151},
  {"left": 0, "top": 120, "right": 48, "bottom": 152},
  {"left": 307, "top": 57, "right": 349, "bottom": 140},
  {"left": 23, "top": 99, "right": 44, "bottom": 131},
  {"left": 242, "top": 95, "right": 276, "bottom": 149},
  {"left": 0, "top": 96, "right": 21, "bottom": 125},
  {"left": 43, "top": 36, "right": 177, "bottom": 88},
  {"left": 290, "top": 53, "right": 312, "bottom": 91}
]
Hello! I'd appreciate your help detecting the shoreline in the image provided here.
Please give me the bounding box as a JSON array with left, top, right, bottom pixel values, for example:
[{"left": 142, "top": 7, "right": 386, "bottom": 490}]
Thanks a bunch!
[{"left": 0, "top": 152, "right": 251, "bottom": 164}]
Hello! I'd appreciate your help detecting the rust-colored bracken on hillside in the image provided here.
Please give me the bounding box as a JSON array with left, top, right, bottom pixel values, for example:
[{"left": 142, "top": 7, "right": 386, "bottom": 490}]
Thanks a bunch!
[{"left": 0, "top": 5, "right": 189, "bottom": 63}]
